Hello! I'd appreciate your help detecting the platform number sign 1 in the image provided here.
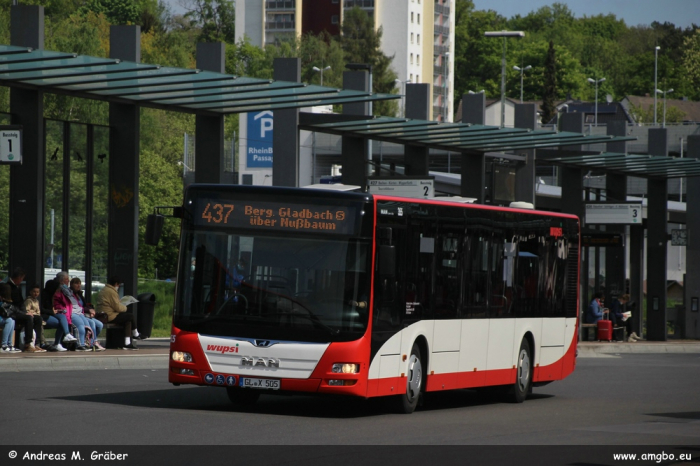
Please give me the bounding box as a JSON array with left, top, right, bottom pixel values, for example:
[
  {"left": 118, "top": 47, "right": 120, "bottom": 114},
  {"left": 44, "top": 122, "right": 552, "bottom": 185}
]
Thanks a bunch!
[{"left": 0, "top": 127, "right": 22, "bottom": 164}]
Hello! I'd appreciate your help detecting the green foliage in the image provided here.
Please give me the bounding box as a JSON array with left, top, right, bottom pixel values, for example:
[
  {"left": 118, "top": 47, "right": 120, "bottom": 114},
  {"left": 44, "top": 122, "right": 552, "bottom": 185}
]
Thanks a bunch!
[
  {"left": 79, "top": 0, "right": 141, "bottom": 25},
  {"left": 541, "top": 41, "right": 557, "bottom": 124},
  {"left": 179, "top": 0, "right": 236, "bottom": 44},
  {"left": 341, "top": 7, "right": 397, "bottom": 117},
  {"left": 136, "top": 279, "right": 176, "bottom": 337}
]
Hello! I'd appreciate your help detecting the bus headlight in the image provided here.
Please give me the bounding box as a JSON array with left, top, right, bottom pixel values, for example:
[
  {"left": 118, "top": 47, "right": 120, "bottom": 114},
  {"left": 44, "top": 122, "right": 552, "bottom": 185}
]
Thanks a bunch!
[
  {"left": 331, "top": 363, "right": 359, "bottom": 374},
  {"left": 171, "top": 351, "right": 193, "bottom": 363}
]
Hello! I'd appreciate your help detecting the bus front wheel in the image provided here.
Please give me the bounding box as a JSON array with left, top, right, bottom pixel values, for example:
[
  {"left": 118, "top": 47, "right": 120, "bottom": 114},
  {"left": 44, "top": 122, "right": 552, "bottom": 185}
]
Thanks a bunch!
[
  {"left": 226, "top": 387, "right": 261, "bottom": 406},
  {"left": 396, "top": 344, "right": 423, "bottom": 414},
  {"left": 511, "top": 338, "right": 532, "bottom": 403}
]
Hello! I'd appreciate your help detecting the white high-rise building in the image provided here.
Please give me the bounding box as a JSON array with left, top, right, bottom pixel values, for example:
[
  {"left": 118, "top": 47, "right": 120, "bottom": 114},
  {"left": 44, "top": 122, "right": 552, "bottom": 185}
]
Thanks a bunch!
[{"left": 235, "top": 0, "right": 455, "bottom": 121}]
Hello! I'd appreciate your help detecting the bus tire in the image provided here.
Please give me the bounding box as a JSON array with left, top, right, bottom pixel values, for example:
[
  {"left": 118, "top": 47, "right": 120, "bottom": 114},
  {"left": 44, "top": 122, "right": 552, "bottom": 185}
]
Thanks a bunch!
[
  {"left": 396, "top": 343, "right": 423, "bottom": 414},
  {"left": 226, "top": 387, "right": 260, "bottom": 406},
  {"left": 511, "top": 338, "right": 532, "bottom": 403}
]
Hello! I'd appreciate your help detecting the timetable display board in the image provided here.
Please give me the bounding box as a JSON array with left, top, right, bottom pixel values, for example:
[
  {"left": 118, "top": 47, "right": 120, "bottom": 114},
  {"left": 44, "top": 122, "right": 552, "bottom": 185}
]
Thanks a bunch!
[{"left": 194, "top": 198, "right": 358, "bottom": 235}]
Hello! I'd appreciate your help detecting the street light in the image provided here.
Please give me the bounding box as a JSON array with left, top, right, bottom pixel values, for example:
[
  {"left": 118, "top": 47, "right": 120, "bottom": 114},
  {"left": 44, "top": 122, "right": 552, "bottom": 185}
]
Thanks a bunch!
[
  {"left": 468, "top": 89, "right": 485, "bottom": 94},
  {"left": 655, "top": 88, "right": 674, "bottom": 127},
  {"left": 443, "top": 52, "right": 450, "bottom": 122},
  {"left": 587, "top": 77, "right": 606, "bottom": 126},
  {"left": 312, "top": 65, "right": 331, "bottom": 86},
  {"left": 485, "top": 30, "right": 525, "bottom": 128},
  {"left": 654, "top": 45, "right": 660, "bottom": 125},
  {"left": 394, "top": 78, "right": 411, "bottom": 117},
  {"left": 513, "top": 65, "right": 531, "bottom": 103}
]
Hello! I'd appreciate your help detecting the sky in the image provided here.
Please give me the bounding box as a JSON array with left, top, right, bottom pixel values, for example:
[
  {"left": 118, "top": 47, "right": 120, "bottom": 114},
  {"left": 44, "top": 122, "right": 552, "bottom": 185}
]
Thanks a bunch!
[{"left": 471, "top": 0, "right": 700, "bottom": 29}]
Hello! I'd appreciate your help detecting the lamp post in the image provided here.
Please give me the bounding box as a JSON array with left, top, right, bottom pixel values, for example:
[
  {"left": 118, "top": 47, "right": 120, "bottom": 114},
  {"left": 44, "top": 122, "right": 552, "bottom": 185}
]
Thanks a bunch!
[
  {"left": 443, "top": 52, "right": 450, "bottom": 122},
  {"left": 468, "top": 89, "right": 485, "bottom": 94},
  {"left": 587, "top": 77, "right": 606, "bottom": 126},
  {"left": 654, "top": 45, "right": 660, "bottom": 125},
  {"left": 312, "top": 65, "right": 331, "bottom": 86},
  {"left": 394, "top": 78, "right": 411, "bottom": 117},
  {"left": 485, "top": 30, "right": 525, "bottom": 128},
  {"left": 513, "top": 65, "right": 531, "bottom": 103},
  {"left": 655, "top": 88, "right": 674, "bottom": 127}
]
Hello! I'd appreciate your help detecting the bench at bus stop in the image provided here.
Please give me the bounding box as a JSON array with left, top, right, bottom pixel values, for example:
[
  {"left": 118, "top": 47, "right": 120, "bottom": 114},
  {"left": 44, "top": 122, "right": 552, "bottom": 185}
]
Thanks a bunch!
[{"left": 581, "top": 322, "right": 627, "bottom": 342}]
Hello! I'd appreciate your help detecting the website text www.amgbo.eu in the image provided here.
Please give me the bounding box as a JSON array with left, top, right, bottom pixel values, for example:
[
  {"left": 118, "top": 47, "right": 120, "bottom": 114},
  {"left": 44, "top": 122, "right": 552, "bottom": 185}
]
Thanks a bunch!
[{"left": 614, "top": 451, "right": 692, "bottom": 463}]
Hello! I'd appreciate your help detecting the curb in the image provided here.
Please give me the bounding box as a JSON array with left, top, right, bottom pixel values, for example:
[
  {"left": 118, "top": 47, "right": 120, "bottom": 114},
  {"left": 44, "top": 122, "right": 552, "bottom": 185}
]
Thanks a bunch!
[
  {"left": 578, "top": 342, "right": 700, "bottom": 356},
  {"left": 0, "top": 354, "right": 168, "bottom": 372}
]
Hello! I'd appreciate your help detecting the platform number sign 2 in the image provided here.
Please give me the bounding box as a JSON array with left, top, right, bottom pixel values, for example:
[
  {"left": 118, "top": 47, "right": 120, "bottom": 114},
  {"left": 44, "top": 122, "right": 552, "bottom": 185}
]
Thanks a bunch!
[{"left": 0, "top": 128, "right": 22, "bottom": 164}]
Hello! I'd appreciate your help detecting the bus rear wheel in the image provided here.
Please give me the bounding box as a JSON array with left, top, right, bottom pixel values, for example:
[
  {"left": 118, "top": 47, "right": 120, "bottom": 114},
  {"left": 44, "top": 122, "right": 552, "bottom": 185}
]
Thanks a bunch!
[
  {"left": 396, "top": 343, "right": 423, "bottom": 414},
  {"left": 510, "top": 339, "right": 532, "bottom": 403},
  {"left": 226, "top": 387, "right": 261, "bottom": 406}
]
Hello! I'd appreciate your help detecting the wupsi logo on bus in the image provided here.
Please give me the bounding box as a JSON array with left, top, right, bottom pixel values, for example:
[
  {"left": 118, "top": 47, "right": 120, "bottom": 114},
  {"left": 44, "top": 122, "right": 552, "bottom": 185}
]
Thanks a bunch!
[
  {"left": 247, "top": 111, "right": 273, "bottom": 168},
  {"left": 206, "top": 344, "right": 240, "bottom": 354}
]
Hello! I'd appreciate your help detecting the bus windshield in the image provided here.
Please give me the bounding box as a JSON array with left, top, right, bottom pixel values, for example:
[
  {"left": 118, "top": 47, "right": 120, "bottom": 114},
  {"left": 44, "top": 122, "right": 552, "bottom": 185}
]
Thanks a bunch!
[{"left": 174, "top": 229, "right": 372, "bottom": 343}]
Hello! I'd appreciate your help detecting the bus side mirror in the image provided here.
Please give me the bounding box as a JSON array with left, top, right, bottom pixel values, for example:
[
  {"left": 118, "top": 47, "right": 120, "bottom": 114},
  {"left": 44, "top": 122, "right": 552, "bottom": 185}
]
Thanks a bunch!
[
  {"left": 145, "top": 214, "right": 164, "bottom": 246},
  {"left": 379, "top": 245, "right": 396, "bottom": 277}
]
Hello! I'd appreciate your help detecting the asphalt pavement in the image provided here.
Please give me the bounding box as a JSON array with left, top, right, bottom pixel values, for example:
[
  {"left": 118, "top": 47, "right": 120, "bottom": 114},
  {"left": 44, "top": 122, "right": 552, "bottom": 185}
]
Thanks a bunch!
[{"left": 1, "top": 336, "right": 699, "bottom": 372}]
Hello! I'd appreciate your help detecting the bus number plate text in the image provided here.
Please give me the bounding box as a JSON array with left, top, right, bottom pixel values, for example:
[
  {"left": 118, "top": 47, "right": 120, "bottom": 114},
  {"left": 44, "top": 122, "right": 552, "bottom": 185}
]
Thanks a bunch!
[{"left": 240, "top": 377, "right": 280, "bottom": 390}]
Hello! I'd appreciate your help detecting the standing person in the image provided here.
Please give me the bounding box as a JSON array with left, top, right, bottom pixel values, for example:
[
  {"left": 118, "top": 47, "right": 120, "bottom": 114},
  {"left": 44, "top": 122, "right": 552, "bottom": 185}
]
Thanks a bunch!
[
  {"left": 22, "top": 284, "right": 48, "bottom": 352},
  {"left": 70, "top": 278, "right": 105, "bottom": 351},
  {"left": 609, "top": 294, "right": 639, "bottom": 342},
  {"left": 0, "top": 283, "right": 37, "bottom": 352},
  {"left": 586, "top": 291, "right": 607, "bottom": 324},
  {"left": 95, "top": 276, "right": 140, "bottom": 350},
  {"left": 52, "top": 271, "right": 79, "bottom": 351}
]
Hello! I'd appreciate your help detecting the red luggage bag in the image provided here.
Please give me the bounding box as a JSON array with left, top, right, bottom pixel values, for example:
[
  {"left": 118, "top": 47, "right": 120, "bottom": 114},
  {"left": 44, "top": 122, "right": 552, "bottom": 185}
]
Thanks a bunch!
[{"left": 597, "top": 319, "right": 613, "bottom": 341}]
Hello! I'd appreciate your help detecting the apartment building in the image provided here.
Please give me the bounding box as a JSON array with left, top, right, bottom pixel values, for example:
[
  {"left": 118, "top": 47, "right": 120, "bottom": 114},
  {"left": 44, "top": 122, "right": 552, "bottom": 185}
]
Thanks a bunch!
[{"left": 235, "top": 0, "right": 455, "bottom": 121}]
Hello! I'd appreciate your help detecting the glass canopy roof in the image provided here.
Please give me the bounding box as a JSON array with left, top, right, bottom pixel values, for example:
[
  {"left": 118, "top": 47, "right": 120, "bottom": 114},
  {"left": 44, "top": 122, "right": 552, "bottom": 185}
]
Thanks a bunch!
[
  {"left": 0, "top": 44, "right": 397, "bottom": 115},
  {"left": 539, "top": 152, "right": 700, "bottom": 179}
]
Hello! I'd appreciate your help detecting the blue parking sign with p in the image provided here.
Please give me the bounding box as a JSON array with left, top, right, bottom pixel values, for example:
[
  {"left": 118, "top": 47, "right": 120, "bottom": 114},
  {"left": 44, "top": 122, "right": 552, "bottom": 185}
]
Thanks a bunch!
[{"left": 247, "top": 111, "right": 273, "bottom": 168}]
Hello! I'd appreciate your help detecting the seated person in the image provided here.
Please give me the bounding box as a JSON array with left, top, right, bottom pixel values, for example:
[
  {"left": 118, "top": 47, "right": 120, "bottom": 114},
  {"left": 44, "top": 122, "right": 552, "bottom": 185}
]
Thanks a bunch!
[
  {"left": 52, "top": 271, "right": 81, "bottom": 351},
  {"left": 69, "top": 278, "right": 105, "bottom": 352},
  {"left": 0, "top": 298, "right": 18, "bottom": 353},
  {"left": 608, "top": 293, "right": 639, "bottom": 342},
  {"left": 22, "top": 284, "right": 48, "bottom": 352},
  {"left": 95, "top": 276, "right": 141, "bottom": 350},
  {"left": 0, "top": 283, "right": 41, "bottom": 353},
  {"left": 41, "top": 274, "right": 74, "bottom": 352},
  {"left": 586, "top": 291, "right": 607, "bottom": 324}
]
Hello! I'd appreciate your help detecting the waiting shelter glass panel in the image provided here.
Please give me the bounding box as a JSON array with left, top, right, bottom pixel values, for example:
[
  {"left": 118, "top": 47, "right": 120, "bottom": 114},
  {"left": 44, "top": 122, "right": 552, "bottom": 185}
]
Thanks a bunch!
[
  {"left": 0, "top": 113, "right": 9, "bottom": 272},
  {"left": 92, "top": 125, "right": 109, "bottom": 290},
  {"left": 45, "top": 119, "right": 65, "bottom": 272},
  {"left": 69, "top": 123, "right": 87, "bottom": 272}
]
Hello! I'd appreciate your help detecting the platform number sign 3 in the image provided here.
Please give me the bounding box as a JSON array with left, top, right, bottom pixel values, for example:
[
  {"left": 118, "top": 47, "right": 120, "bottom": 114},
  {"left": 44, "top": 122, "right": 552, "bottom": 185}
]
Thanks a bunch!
[{"left": 0, "top": 128, "right": 22, "bottom": 164}]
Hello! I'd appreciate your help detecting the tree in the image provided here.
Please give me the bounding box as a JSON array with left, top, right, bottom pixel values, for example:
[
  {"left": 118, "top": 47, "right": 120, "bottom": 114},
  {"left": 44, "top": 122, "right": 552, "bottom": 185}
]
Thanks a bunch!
[
  {"left": 341, "top": 7, "right": 397, "bottom": 117},
  {"left": 180, "top": 0, "right": 235, "bottom": 44},
  {"left": 541, "top": 40, "right": 557, "bottom": 125},
  {"left": 682, "top": 30, "right": 700, "bottom": 100}
]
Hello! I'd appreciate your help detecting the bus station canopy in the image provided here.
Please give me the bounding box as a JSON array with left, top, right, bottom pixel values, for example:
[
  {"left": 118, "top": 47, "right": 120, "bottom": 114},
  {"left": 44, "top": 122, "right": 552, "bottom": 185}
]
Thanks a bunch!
[
  {"left": 539, "top": 152, "right": 700, "bottom": 179},
  {"left": 299, "top": 116, "right": 635, "bottom": 154},
  {"left": 0, "top": 45, "right": 397, "bottom": 115}
]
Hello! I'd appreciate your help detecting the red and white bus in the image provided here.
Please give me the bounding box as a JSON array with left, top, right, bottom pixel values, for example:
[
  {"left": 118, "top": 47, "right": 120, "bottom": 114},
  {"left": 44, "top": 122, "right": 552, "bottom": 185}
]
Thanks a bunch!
[{"left": 167, "top": 185, "right": 580, "bottom": 413}]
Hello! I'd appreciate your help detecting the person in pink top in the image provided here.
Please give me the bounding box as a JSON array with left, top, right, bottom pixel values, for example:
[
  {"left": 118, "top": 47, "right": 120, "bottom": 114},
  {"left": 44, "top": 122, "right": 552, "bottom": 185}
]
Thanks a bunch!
[{"left": 52, "top": 271, "right": 78, "bottom": 351}]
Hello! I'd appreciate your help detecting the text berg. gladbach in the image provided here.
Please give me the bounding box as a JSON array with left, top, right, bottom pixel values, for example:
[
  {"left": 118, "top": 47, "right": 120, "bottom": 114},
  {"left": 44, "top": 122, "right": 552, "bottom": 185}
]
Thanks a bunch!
[{"left": 278, "top": 207, "right": 344, "bottom": 221}]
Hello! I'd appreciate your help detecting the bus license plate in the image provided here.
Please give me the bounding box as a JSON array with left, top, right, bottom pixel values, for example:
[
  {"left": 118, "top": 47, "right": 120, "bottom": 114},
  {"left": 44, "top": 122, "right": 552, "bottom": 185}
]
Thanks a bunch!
[{"left": 240, "top": 377, "right": 280, "bottom": 390}]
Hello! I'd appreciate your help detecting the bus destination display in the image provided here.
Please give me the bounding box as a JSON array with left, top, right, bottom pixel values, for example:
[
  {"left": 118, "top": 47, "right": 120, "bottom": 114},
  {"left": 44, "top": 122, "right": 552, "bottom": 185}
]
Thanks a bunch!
[{"left": 194, "top": 199, "right": 357, "bottom": 235}]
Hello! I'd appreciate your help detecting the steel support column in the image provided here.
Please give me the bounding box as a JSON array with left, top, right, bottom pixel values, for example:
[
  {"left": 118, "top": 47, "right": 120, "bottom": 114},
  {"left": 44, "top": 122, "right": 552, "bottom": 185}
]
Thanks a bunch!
[
  {"left": 341, "top": 70, "right": 369, "bottom": 187},
  {"left": 646, "top": 128, "right": 669, "bottom": 341},
  {"left": 513, "top": 103, "right": 537, "bottom": 205},
  {"left": 195, "top": 42, "right": 226, "bottom": 185},
  {"left": 272, "top": 58, "right": 300, "bottom": 187},
  {"left": 108, "top": 25, "right": 140, "bottom": 296},
  {"left": 684, "top": 135, "right": 700, "bottom": 339},
  {"left": 9, "top": 5, "right": 45, "bottom": 286},
  {"left": 404, "top": 83, "right": 430, "bottom": 176},
  {"left": 605, "top": 120, "right": 628, "bottom": 302},
  {"left": 460, "top": 93, "right": 486, "bottom": 202}
]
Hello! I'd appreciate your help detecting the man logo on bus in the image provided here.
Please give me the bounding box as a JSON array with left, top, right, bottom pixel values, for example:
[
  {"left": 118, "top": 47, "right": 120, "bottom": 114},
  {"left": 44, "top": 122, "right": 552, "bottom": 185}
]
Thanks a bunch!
[
  {"left": 550, "top": 227, "right": 563, "bottom": 237},
  {"left": 241, "top": 356, "right": 280, "bottom": 368}
]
